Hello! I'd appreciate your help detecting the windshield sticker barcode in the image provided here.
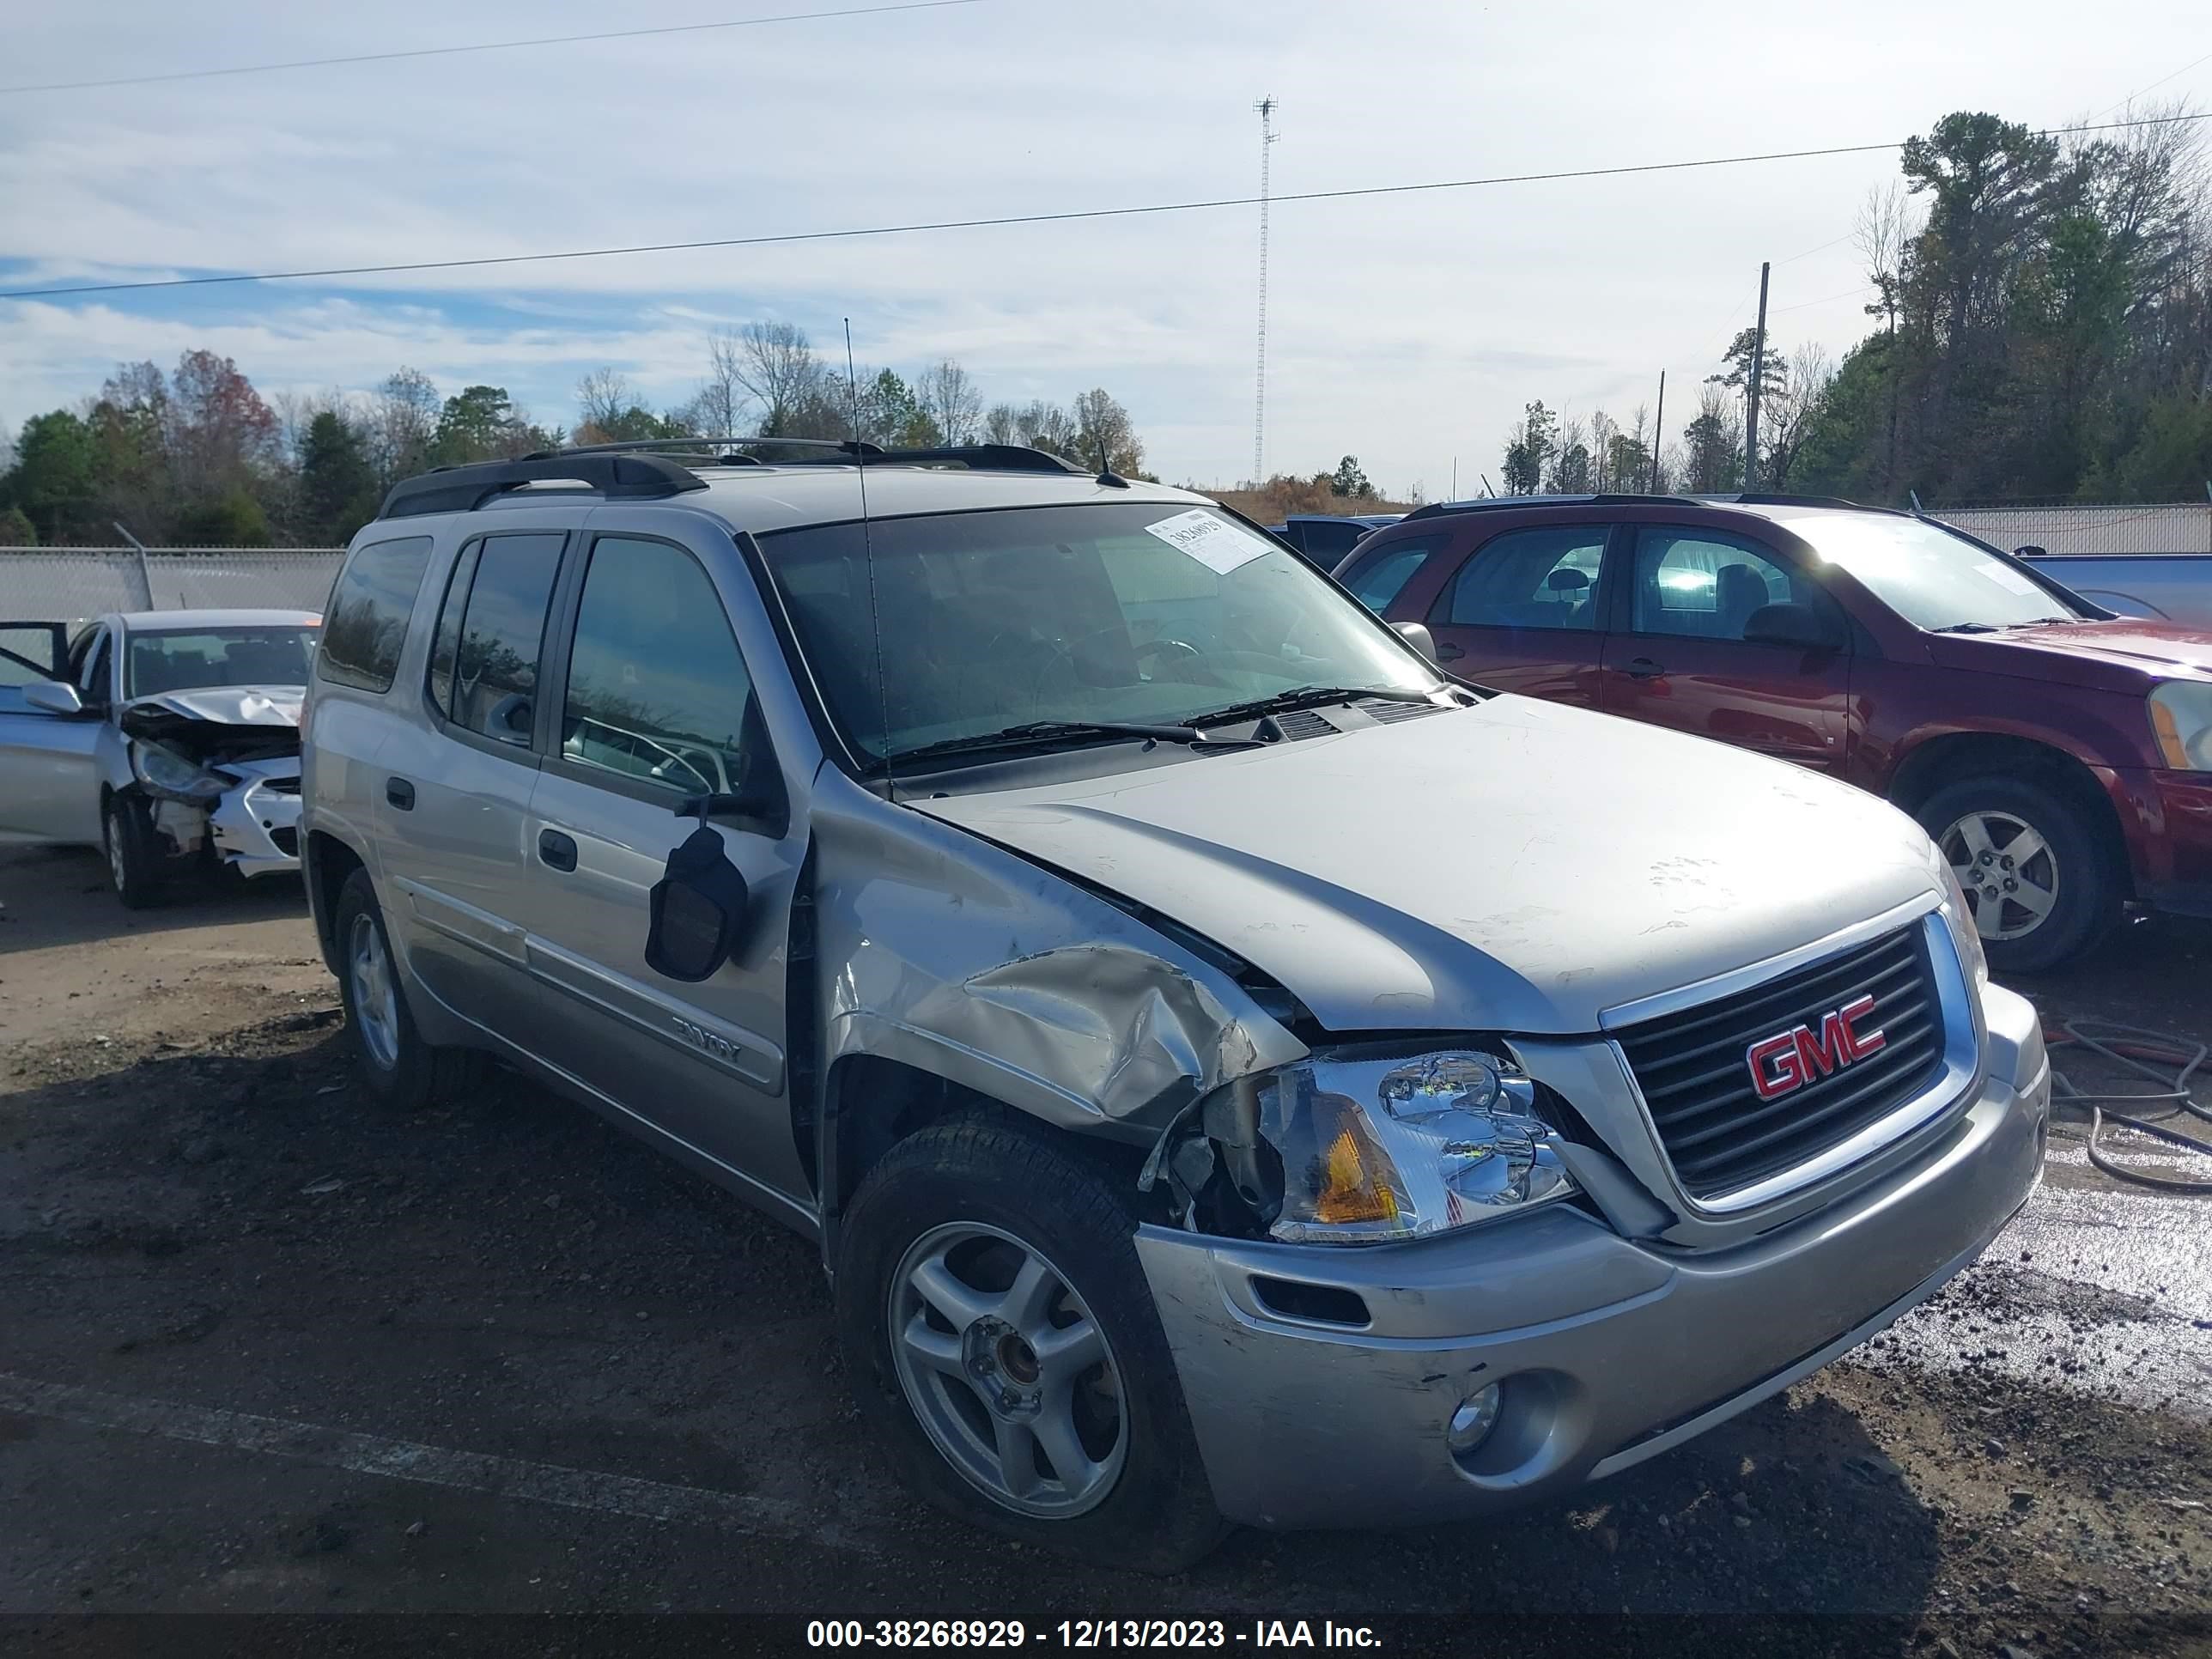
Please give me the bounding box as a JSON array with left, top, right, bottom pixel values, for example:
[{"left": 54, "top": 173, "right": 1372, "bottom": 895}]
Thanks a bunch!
[{"left": 1143, "top": 509, "right": 1271, "bottom": 575}]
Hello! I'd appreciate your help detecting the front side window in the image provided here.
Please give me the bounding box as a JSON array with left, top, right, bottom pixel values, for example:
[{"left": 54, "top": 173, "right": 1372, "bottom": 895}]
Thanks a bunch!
[
  {"left": 126, "top": 626, "right": 319, "bottom": 697},
  {"left": 1432, "top": 526, "right": 1608, "bottom": 629},
  {"left": 435, "top": 532, "right": 562, "bottom": 746},
  {"left": 764, "top": 501, "right": 1437, "bottom": 765},
  {"left": 560, "top": 536, "right": 765, "bottom": 799},
  {"left": 1771, "top": 510, "right": 2085, "bottom": 631},
  {"left": 1630, "top": 528, "right": 1832, "bottom": 641},
  {"left": 1340, "top": 535, "right": 1444, "bottom": 614},
  {"left": 319, "top": 535, "right": 433, "bottom": 693}
]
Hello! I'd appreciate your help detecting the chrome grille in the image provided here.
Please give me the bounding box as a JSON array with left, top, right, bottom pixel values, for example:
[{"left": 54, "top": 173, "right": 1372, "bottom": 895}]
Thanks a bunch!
[{"left": 1615, "top": 922, "right": 1946, "bottom": 1201}]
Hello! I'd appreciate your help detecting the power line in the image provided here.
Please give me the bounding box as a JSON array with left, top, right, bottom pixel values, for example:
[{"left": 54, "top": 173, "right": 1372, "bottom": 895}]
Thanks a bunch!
[
  {"left": 2083, "top": 48, "right": 2212, "bottom": 125},
  {"left": 1770, "top": 282, "right": 1878, "bottom": 316},
  {"left": 0, "top": 0, "right": 986, "bottom": 95},
  {"left": 7, "top": 113, "right": 2204, "bottom": 303}
]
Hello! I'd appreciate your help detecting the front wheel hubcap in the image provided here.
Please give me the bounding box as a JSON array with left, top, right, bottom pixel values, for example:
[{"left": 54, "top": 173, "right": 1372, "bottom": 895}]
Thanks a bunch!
[
  {"left": 888, "top": 1222, "right": 1127, "bottom": 1519},
  {"left": 1941, "top": 810, "right": 2059, "bottom": 941},
  {"left": 347, "top": 913, "right": 402, "bottom": 1071}
]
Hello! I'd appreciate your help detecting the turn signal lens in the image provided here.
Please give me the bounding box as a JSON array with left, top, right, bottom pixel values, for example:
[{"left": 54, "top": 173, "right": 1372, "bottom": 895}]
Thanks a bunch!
[{"left": 1314, "top": 1122, "right": 1400, "bottom": 1224}]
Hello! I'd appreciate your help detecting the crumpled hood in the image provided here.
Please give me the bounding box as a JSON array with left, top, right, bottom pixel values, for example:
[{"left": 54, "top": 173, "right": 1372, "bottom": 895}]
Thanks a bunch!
[
  {"left": 914, "top": 696, "right": 1942, "bottom": 1036},
  {"left": 124, "top": 685, "right": 305, "bottom": 728},
  {"left": 1926, "top": 620, "right": 2212, "bottom": 691},
  {"left": 119, "top": 684, "right": 305, "bottom": 764}
]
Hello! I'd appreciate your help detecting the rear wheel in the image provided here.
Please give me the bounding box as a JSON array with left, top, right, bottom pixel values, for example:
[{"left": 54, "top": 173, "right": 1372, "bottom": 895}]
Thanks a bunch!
[
  {"left": 836, "top": 1115, "right": 1227, "bottom": 1571},
  {"left": 1917, "top": 774, "right": 2118, "bottom": 972},
  {"left": 333, "top": 869, "right": 486, "bottom": 1109},
  {"left": 103, "top": 793, "right": 167, "bottom": 910}
]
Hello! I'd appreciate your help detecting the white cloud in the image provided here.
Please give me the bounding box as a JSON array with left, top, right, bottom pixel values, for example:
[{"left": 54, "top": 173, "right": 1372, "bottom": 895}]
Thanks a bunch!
[{"left": 2, "top": 0, "right": 2205, "bottom": 485}]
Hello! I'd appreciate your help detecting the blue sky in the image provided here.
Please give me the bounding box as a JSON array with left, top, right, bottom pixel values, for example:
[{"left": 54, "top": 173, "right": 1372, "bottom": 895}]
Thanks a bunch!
[{"left": 3, "top": 0, "right": 2205, "bottom": 494}]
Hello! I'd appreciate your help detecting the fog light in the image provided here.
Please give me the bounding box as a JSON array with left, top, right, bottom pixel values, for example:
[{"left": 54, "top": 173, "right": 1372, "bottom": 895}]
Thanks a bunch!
[{"left": 1447, "top": 1383, "right": 1502, "bottom": 1455}]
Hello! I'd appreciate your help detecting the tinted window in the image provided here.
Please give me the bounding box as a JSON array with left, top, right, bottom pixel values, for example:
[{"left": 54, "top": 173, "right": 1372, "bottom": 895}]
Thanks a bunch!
[
  {"left": 319, "top": 536, "right": 433, "bottom": 692},
  {"left": 441, "top": 532, "right": 562, "bottom": 746},
  {"left": 425, "top": 541, "right": 481, "bottom": 720},
  {"left": 1340, "top": 535, "right": 1445, "bottom": 614},
  {"left": 1432, "top": 526, "right": 1607, "bottom": 629},
  {"left": 1299, "top": 520, "right": 1367, "bottom": 564},
  {"left": 127, "top": 626, "right": 319, "bottom": 696},
  {"left": 561, "top": 537, "right": 766, "bottom": 798},
  {"left": 1630, "top": 528, "right": 1832, "bottom": 641}
]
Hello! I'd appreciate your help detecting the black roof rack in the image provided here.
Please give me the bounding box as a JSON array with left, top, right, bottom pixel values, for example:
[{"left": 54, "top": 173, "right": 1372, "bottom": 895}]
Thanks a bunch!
[
  {"left": 378, "top": 453, "right": 708, "bottom": 520},
  {"left": 376, "top": 436, "right": 1096, "bottom": 520},
  {"left": 538, "top": 435, "right": 1087, "bottom": 476},
  {"left": 1401, "top": 489, "right": 1895, "bottom": 524}
]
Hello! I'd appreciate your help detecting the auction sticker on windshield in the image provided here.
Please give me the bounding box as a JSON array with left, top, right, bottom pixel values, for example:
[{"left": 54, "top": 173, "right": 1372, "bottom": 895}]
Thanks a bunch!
[{"left": 1145, "top": 509, "right": 1272, "bottom": 575}]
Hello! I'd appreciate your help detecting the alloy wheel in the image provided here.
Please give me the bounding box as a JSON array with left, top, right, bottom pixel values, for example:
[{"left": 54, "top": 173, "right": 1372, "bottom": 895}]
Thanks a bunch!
[
  {"left": 1941, "top": 809, "right": 2059, "bottom": 941},
  {"left": 347, "top": 912, "right": 402, "bottom": 1072},
  {"left": 887, "top": 1221, "right": 1127, "bottom": 1519}
]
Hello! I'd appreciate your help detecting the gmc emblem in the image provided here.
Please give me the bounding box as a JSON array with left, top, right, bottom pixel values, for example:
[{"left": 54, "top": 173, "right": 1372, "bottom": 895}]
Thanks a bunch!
[{"left": 1745, "top": 994, "right": 1887, "bottom": 1101}]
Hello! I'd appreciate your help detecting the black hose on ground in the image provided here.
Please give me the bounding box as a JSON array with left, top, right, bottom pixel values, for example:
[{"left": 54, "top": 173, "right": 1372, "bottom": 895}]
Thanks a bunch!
[{"left": 2043, "top": 1018, "right": 2212, "bottom": 1194}]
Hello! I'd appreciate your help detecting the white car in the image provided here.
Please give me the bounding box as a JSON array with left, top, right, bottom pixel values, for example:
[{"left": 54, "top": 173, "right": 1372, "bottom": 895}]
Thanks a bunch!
[{"left": 0, "top": 608, "right": 320, "bottom": 906}]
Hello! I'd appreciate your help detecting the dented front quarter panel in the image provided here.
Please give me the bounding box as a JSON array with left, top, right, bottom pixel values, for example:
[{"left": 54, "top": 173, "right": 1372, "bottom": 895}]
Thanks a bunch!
[{"left": 808, "top": 768, "right": 1308, "bottom": 1141}]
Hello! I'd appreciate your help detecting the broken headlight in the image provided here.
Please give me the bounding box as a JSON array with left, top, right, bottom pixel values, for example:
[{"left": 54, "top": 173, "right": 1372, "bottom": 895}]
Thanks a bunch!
[
  {"left": 131, "top": 741, "right": 228, "bottom": 803},
  {"left": 1261, "top": 1048, "right": 1577, "bottom": 1245}
]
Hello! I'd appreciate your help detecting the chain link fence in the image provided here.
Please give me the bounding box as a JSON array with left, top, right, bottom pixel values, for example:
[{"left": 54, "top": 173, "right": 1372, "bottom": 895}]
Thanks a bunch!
[
  {"left": 1931, "top": 502, "right": 2212, "bottom": 557},
  {"left": 0, "top": 547, "right": 346, "bottom": 627}
]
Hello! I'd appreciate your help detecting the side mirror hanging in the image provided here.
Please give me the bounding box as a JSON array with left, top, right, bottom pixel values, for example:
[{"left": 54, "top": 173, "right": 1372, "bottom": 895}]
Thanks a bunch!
[{"left": 645, "top": 803, "right": 752, "bottom": 982}]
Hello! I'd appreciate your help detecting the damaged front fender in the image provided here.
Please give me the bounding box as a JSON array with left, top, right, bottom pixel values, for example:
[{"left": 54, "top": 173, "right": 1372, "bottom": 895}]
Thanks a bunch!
[{"left": 811, "top": 770, "right": 1308, "bottom": 1146}]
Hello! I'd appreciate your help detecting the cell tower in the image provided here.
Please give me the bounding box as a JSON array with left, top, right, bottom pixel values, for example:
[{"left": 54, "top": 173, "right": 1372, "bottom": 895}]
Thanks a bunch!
[{"left": 1253, "top": 95, "right": 1279, "bottom": 488}]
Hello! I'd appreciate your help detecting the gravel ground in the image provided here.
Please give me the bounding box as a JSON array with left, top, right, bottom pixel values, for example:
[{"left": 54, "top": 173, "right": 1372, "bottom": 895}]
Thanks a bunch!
[{"left": 2, "top": 845, "right": 2209, "bottom": 1657}]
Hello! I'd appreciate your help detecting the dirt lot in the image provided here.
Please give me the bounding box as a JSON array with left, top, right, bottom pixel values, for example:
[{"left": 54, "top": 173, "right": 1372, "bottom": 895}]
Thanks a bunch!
[{"left": 3, "top": 843, "right": 2210, "bottom": 1656}]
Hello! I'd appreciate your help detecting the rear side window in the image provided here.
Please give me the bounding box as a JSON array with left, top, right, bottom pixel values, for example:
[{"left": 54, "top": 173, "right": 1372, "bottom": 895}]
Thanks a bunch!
[
  {"left": 429, "top": 532, "right": 563, "bottom": 747},
  {"left": 319, "top": 535, "right": 433, "bottom": 692},
  {"left": 1431, "top": 526, "right": 1607, "bottom": 629},
  {"left": 1340, "top": 535, "right": 1445, "bottom": 613}
]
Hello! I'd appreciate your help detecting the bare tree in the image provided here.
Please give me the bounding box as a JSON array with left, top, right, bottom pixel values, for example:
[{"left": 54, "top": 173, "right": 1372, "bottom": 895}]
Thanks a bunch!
[
  {"left": 732, "top": 321, "right": 828, "bottom": 435},
  {"left": 680, "top": 330, "right": 753, "bottom": 438},
  {"left": 575, "top": 368, "right": 635, "bottom": 440},
  {"left": 368, "top": 368, "right": 441, "bottom": 483},
  {"left": 1760, "top": 343, "right": 1833, "bottom": 489},
  {"left": 916, "top": 360, "right": 982, "bottom": 447},
  {"left": 982, "top": 402, "right": 1020, "bottom": 445},
  {"left": 1856, "top": 180, "right": 1918, "bottom": 338}
]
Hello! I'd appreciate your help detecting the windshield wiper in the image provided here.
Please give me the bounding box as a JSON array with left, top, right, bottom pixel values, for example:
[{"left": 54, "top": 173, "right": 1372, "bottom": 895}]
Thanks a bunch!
[
  {"left": 1183, "top": 684, "right": 1440, "bottom": 726},
  {"left": 1931, "top": 622, "right": 2004, "bottom": 635},
  {"left": 884, "top": 719, "right": 1259, "bottom": 768}
]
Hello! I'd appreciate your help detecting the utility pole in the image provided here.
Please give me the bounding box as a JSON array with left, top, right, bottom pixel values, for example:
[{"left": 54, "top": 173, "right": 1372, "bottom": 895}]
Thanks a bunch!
[
  {"left": 1649, "top": 371, "right": 1666, "bottom": 495},
  {"left": 1744, "top": 260, "right": 1771, "bottom": 490},
  {"left": 1252, "top": 95, "right": 1279, "bottom": 488}
]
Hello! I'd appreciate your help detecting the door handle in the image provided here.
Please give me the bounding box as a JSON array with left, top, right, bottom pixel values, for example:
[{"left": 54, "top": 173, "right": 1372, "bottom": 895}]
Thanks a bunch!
[
  {"left": 538, "top": 829, "right": 578, "bottom": 872},
  {"left": 1436, "top": 641, "right": 1466, "bottom": 661},
  {"left": 1623, "top": 657, "right": 1666, "bottom": 679},
  {"left": 385, "top": 776, "right": 415, "bottom": 810}
]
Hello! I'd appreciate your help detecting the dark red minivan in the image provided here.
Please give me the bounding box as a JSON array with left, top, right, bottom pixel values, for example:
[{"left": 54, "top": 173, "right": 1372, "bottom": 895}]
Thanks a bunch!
[{"left": 1338, "top": 494, "right": 2212, "bottom": 970}]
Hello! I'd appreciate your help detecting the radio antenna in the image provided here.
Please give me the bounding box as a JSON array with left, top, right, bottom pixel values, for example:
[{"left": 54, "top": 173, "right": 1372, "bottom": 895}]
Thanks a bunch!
[{"left": 845, "top": 319, "right": 897, "bottom": 799}]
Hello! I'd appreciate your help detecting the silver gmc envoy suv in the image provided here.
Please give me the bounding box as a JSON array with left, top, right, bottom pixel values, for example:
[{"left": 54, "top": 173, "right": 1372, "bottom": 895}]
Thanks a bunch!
[{"left": 301, "top": 439, "right": 2050, "bottom": 1570}]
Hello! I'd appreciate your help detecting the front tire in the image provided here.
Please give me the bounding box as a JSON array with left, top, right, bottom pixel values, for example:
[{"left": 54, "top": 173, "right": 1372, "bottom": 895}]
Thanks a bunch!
[
  {"left": 103, "top": 793, "right": 167, "bottom": 910},
  {"left": 836, "top": 1116, "right": 1227, "bottom": 1571},
  {"left": 1917, "top": 774, "right": 2118, "bottom": 972},
  {"left": 333, "top": 869, "right": 485, "bottom": 1109}
]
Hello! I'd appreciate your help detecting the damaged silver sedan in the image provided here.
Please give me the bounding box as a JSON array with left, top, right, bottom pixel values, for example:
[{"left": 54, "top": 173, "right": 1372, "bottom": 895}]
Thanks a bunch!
[
  {"left": 0, "top": 609, "right": 318, "bottom": 906},
  {"left": 300, "top": 444, "right": 2049, "bottom": 1571}
]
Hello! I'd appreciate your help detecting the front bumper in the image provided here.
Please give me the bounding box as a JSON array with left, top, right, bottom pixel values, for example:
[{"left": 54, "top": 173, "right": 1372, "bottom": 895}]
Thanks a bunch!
[
  {"left": 1134, "top": 981, "right": 2049, "bottom": 1530},
  {"left": 205, "top": 771, "right": 302, "bottom": 877},
  {"left": 2108, "top": 767, "right": 2212, "bottom": 921}
]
